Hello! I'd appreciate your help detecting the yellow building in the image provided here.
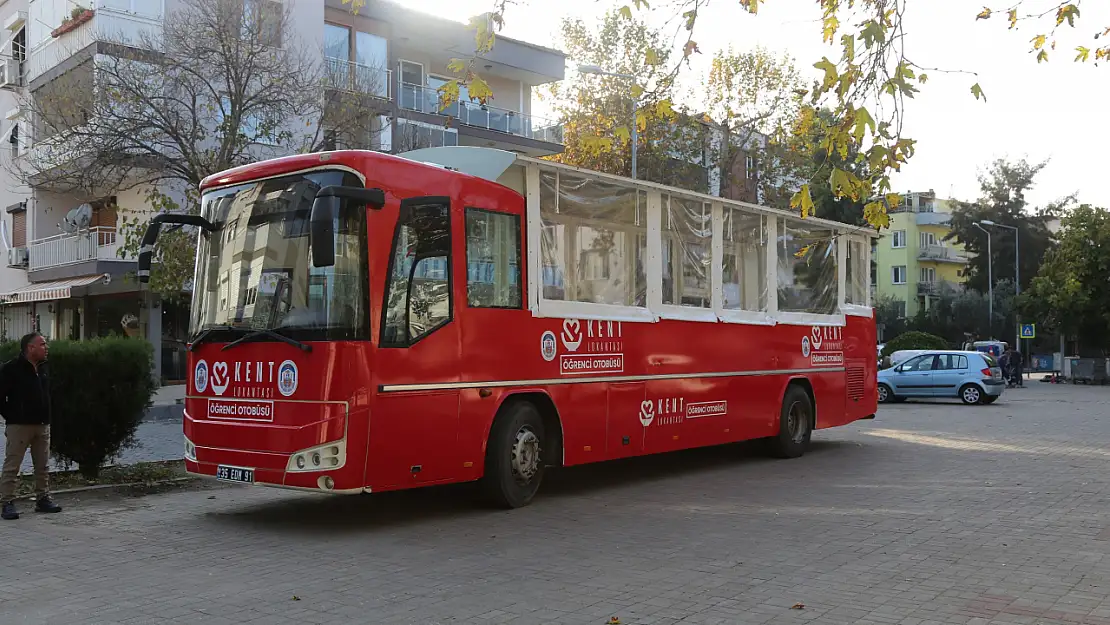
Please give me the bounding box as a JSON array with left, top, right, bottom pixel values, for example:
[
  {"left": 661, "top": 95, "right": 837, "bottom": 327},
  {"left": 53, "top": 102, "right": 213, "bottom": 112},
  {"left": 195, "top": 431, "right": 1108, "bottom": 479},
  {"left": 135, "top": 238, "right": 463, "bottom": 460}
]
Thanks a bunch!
[{"left": 873, "top": 190, "right": 969, "bottom": 317}]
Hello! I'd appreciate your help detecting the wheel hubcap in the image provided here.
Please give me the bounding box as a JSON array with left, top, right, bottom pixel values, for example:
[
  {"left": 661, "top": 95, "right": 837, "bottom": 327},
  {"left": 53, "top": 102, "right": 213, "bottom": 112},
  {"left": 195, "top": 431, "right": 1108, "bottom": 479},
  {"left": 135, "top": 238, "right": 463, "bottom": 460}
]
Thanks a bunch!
[
  {"left": 965, "top": 388, "right": 980, "bottom": 403},
  {"left": 787, "top": 401, "right": 808, "bottom": 443},
  {"left": 510, "top": 426, "right": 541, "bottom": 484},
  {"left": 878, "top": 386, "right": 888, "bottom": 402}
]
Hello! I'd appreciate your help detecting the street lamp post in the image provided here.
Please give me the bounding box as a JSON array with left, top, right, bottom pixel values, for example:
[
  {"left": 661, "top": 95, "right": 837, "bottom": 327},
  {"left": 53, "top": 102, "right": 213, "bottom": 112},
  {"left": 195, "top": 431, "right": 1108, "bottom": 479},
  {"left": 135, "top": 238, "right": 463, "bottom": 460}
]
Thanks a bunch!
[
  {"left": 577, "top": 64, "right": 638, "bottom": 179},
  {"left": 973, "top": 222, "right": 993, "bottom": 338},
  {"left": 980, "top": 220, "right": 1021, "bottom": 355}
]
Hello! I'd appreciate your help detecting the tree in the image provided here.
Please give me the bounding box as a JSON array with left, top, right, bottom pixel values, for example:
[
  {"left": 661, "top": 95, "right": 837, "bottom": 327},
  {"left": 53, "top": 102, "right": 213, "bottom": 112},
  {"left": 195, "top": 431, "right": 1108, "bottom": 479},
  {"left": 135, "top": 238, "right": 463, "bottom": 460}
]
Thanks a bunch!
[
  {"left": 945, "top": 158, "right": 1069, "bottom": 294},
  {"left": 11, "top": 0, "right": 384, "bottom": 300},
  {"left": 702, "top": 47, "right": 806, "bottom": 202},
  {"left": 403, "top": 0, "right": 1105, "bottom": 231},
  {"left": 543, "top": 12, "right": 695, "bottom": 186},
  {"left": 760, "top": 106, "right": 868, "bottom": 225},
  {"left": 911, "top": 279, "right": 1016, "bottom": 345},
  {"left": 1020, "top": 205, "right": 1110, "bottom": 352}
]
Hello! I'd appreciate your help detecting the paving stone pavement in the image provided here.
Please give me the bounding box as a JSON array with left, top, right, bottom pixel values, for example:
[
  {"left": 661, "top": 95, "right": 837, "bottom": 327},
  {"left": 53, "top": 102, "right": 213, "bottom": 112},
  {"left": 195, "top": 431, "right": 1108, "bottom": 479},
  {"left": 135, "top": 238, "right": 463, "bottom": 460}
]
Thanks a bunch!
[{"left": 4, "top": 381, "right": 1110, "bottom": 625}]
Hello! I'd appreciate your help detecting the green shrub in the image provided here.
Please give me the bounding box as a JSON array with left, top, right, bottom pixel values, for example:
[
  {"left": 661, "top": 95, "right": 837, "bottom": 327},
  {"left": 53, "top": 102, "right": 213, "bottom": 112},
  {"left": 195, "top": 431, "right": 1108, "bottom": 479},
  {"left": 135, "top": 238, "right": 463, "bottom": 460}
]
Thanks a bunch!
[
  {"left": 880, "top": 331, "right": 949, "bottom": 358},
  {"left": 0, "top": 337, "right": 156, "bottom": 478}
]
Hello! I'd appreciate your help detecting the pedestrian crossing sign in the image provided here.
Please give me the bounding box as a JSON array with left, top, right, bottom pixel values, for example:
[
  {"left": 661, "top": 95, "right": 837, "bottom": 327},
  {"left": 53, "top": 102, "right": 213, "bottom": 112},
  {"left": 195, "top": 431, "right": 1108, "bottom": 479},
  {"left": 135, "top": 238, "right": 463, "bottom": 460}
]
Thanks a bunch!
[{"left": 1020, "top": 323, "right": 1036, "bottom": 339}]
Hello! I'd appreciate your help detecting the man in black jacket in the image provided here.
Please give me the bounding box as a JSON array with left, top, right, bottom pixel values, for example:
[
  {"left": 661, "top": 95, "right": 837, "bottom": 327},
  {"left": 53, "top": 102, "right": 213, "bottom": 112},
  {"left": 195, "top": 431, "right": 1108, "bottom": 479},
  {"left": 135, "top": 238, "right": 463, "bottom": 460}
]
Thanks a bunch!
[{"left": 0, "top": 332, "right": 62, "bottom": 520}]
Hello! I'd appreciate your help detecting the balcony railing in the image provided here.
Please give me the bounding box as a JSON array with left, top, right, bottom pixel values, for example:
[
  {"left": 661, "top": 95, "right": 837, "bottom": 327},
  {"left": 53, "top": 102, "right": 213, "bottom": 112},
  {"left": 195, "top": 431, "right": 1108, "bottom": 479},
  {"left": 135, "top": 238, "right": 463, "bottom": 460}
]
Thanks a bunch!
[
  {"left": 918, "top": 281, "right": 939, "bottom": 296},
  {"left": 918, "top": 245, "right": 967, "bottom": 263},
  {"left": 398, "top": 82, "right": 564, "bottom": 144},
  {"left": 27, "top": 6, "right": 164, "bottom": 83},
  {"left": 916, "top": 212, "right": 951, "bottom": 226},
  {"left": 323, "top": 57, "right": 390, "bottom": 99},
  {"left": 28, "top": 227, "right": 129, "bottom": 271}
]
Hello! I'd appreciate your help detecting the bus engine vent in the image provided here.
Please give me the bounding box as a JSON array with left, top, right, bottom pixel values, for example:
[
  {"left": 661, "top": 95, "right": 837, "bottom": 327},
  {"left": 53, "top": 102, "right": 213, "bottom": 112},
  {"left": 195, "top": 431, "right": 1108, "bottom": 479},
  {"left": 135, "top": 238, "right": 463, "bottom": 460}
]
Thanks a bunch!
[{"left": 846, "top": 366, "right": 866, "bottom": 401}]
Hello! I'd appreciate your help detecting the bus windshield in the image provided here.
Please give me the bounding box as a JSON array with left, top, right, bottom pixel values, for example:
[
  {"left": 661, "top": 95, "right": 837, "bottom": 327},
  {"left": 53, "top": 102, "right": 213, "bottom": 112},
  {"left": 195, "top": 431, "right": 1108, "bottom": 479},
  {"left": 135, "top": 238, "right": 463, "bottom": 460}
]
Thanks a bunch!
[{"left": 190, "top": 169, "right": 369, "bottom": 342}]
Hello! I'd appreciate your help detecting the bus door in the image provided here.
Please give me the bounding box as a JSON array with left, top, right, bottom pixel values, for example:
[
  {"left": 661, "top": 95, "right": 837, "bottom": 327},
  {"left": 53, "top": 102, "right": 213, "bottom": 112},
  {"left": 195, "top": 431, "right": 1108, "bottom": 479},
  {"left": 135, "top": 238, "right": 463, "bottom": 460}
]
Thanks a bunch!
[{"left": 372, "top": 196, "right": 462, "bottom": 487}]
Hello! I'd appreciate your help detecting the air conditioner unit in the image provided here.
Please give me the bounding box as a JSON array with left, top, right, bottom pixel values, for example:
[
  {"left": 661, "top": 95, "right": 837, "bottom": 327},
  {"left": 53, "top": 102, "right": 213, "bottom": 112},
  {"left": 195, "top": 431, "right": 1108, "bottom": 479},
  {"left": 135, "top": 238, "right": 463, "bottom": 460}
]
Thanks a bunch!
[
  {"left": 7, "top": 246, "right": 27, "bottom": 267},
  {"left": 0, "top": 58, "right": 20, "bottom": 90}
]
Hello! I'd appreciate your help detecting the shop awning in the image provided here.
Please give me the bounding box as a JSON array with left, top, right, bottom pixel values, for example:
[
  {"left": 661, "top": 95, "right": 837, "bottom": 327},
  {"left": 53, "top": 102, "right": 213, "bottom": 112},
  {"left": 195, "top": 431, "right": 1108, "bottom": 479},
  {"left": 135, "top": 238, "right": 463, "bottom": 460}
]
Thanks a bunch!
[{"left": 0, "top": 275, "right": 106, "bottom": 305}]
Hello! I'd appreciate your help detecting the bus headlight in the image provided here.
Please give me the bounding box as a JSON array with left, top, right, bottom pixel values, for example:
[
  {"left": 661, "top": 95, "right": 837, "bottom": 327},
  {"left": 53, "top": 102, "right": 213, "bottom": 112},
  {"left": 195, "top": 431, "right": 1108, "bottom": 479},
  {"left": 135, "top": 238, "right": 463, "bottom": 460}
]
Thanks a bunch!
[
  {"left": 287, "top": 441, "right": 345, "bottom": 473},
  {"left": 184, "top": 436, "right": 197, "bottom": 462}
]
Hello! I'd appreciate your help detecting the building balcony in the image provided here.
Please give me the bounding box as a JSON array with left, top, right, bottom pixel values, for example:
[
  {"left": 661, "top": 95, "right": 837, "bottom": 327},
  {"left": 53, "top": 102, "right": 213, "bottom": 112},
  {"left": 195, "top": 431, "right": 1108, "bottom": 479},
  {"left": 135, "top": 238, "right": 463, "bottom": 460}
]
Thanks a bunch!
[
  {"left": 916, "top": 212, "right": 952, "bottom": 226},
  {"left": 918, "top": 245, "right": 967, "bottom": 263},
  {"left": 398, "top": 82, "right": 564, "bottom": 154},
  {"left": 26, "top": 4, "right": 163, "bottom": 86},
  {"left": 28, "top": 227, "right": 131, "bottom": 273},
  {"left": 323, "top": 57, "right": 391, "bottom": 100},
  {"left": 917, "top": 281, "right": 940, "bottom": 296}
]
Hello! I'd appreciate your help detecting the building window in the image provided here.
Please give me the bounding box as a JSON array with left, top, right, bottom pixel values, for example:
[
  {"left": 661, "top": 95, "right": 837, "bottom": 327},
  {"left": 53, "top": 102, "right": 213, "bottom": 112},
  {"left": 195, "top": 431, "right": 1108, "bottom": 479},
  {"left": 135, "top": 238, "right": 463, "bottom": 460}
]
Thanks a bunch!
[
  {"left": 891, "top": 265, "right": 907, "bottom": 285},
  {"left": 920, "top": 267, "right": 935, "bottom": 283},
  {"left": 745, "top": 155, "right": 757, "bottom": 179},
  {"left": 920, "top": 232, "right": 937, "bottom": 247},
  {"left": 894, "top": 299, "right": 907, "bottom": 318},
  {"left": 891, "top": 230, "right": 906, "bottom": 248},
  {"left": 465, "top": 208, "right": 522, "bottom": 309}
]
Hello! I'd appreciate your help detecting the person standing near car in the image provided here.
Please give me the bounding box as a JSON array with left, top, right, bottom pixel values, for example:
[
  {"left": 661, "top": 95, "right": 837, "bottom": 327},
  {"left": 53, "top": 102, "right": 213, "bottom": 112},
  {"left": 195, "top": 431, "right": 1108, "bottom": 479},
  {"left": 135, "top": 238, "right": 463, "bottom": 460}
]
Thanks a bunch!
[{"left": 0, "top": 332, "right": 62, "bottom": 520}]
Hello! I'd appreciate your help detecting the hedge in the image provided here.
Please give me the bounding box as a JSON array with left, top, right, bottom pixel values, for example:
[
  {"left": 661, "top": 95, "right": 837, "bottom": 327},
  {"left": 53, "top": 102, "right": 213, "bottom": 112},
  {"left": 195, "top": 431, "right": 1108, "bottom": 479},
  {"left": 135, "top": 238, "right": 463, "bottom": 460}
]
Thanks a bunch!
[
  {"left": 880, "top": 331, "right": 949, "bottom": 359},
  {"left": 0, "top": 337, "right": 156, "bottom": 478}
]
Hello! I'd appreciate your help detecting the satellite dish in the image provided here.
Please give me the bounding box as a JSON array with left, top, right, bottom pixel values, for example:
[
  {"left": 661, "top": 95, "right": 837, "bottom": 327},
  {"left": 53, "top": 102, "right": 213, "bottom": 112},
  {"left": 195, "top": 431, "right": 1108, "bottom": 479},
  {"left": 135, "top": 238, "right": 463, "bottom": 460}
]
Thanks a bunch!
[{"left": 61, "top": 203, "right": 93, "bottom": 232}]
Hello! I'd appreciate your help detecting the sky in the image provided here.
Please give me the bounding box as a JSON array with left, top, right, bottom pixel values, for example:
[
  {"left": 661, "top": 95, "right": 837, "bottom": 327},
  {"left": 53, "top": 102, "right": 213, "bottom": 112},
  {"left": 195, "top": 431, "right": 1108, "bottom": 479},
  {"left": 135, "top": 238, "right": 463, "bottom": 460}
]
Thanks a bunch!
[{"left": 408, "top": 0, "right": 1109, "bottom": 212}]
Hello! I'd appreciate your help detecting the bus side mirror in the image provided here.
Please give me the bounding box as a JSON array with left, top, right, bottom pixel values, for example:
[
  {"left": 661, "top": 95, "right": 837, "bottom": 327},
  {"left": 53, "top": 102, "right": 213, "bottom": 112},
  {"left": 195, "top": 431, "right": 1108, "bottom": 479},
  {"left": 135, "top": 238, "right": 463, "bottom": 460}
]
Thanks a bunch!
[
  {"left": 310, "top": 186, "right": 386, "bottom": 268},
  {"left": 138, "top": 213, "right": 216, "bottom": 283},
  {"left": 310, "top": 195, "right": 338, "bottom": 268}
]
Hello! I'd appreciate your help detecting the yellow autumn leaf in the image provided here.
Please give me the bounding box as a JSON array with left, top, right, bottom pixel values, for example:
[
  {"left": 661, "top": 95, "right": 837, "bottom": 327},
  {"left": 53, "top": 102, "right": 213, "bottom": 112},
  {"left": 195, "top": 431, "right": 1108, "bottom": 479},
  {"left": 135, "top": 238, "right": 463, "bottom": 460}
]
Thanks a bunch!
[
  {"left": 851, "top": 107, "right": 876, "bottom": 143},
  {"left": 1076, "top": 46, "right": 1090, "bottom": 62},
  {"left": 976, "top": 7, "right": 992, "bottom": 20},
  {"left": 645, "top": 48, "right": 660, "bottom": 66},
  {"left": 790, "top": 184, "right": 815, "bottom": 218},
  {"left": 1032, "top": 34, "right": 1047, "bottom": 49},
  {"left": 437, "top": 79, "right": 461, "bottom": 108},
  {"left": 971, "top": 83, "right": 986, "bottom": 101},
  {"left": 619, "top": 5, "right": 633, "bottom": 20},
  {"left": 654, "top": 99, "right": 675, "bottom": 119},
  {"left": 918, "top": 73, "right": 928, "bottom": 84},
  {"left": 1056, "top": 4, "right": 1079, "bottom": 27},
  {"left": 793, "top": 244, "right": 813, "bottom": 259},
  {"left": 614, "top": 125, "right": 631, "bottom": 145},
  {"left": 863, "top": 201, "right": 890, "bottom": 230},
  {"left": 1008, "top": 9, "right": 1018, "bottom": 28},
  {"left": 823, "top": 16, "right": 840, "bottom": 44},
  {"left": 468, "top": 76, "right": 493, "bottom": 104},
  {"left": 813, "top": 57, "right": 838, "bottom": 90},
  {"left": 1037, "top": 49, "right": 1049, "bottom": 63},
  {"left": 633, "top": 0, "right": 650, "bottom": 8},
  {"left": 630, "top": 84, "right": 644, "bottom": 98},
  {"left": 446, "top": 58, "right": 468, "bottom": 74}
]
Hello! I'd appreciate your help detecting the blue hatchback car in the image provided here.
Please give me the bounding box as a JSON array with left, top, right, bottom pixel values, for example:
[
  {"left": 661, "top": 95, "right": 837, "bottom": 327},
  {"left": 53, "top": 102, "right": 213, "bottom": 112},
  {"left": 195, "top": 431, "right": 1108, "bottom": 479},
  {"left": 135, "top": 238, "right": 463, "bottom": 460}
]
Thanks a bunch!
[{"left": 878, "top": 350, "right": 1005, "bottom": 405}]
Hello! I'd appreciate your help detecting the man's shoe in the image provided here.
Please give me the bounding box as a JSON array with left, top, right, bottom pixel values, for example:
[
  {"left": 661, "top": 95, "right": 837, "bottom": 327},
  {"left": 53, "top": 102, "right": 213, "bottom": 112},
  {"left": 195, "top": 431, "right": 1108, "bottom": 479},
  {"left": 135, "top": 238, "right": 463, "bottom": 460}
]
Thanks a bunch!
[
  {"left": 35, "top": 497, "right": 61, "bottom": 513},
  {"left": 1, "top": 502, "right": 18, "bottom": 520}
]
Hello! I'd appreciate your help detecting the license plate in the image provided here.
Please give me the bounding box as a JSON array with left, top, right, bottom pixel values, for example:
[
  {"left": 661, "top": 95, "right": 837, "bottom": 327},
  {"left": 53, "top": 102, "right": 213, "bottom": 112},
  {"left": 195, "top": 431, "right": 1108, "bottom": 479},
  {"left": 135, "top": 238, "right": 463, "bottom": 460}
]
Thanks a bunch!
[{"left": 215, "top": 465, "right": 254, "bottom": 484}]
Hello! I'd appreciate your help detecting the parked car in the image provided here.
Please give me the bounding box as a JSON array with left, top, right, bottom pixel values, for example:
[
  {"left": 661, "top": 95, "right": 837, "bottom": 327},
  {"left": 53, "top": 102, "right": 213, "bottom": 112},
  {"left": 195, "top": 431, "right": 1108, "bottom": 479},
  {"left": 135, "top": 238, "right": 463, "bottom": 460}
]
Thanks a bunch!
[{"left": 878, "top": 350, "right": 1005, "bottom": 405}]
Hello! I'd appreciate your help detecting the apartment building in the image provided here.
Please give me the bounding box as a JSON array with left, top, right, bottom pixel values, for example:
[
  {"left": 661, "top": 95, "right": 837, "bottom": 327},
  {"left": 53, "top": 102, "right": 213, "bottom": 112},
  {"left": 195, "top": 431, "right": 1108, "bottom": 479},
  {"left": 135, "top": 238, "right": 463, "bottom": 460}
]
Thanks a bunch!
[
  {"left": 873, "top": 189, "right": 969, "bottom": 318},
  {"left": 0, "top": 0, "right": 565, "bottom": 382}
]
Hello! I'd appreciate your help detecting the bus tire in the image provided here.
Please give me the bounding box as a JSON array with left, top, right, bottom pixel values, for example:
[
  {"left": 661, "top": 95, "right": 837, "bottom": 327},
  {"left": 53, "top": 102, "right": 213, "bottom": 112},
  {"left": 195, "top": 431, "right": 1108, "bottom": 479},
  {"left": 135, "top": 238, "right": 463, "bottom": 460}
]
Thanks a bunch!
[
  {"left": 481, "top": 401, "right": 546, "bottom": 509},
  {"left": 770, "top": 384, "right": 813, "bottom": 459}
]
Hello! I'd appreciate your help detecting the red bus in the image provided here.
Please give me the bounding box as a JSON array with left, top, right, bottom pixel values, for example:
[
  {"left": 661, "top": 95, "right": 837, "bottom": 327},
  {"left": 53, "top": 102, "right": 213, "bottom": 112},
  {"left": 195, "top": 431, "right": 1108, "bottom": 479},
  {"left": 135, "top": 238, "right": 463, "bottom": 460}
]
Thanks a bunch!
[{"left": 139, "top": 146, "right": 878, "bottom": 508}]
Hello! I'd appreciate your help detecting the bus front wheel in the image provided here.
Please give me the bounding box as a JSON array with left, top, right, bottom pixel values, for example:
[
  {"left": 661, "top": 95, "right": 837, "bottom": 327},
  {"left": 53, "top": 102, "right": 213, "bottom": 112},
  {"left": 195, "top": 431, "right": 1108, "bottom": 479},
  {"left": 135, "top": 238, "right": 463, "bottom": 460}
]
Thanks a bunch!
[
  {"left": 481, "top": 401, "right": 546, "bottom": 509},
  {"left": 769, "top": 384, "right": 813, "bottom": 459}
]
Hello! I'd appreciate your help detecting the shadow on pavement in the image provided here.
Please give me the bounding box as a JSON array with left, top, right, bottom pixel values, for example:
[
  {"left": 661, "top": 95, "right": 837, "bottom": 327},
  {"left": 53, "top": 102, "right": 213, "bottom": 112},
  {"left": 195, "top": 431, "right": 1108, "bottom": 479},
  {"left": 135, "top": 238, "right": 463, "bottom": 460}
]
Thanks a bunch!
[{"left": 203, "top": 436, "right": 865, "bottom": 534}]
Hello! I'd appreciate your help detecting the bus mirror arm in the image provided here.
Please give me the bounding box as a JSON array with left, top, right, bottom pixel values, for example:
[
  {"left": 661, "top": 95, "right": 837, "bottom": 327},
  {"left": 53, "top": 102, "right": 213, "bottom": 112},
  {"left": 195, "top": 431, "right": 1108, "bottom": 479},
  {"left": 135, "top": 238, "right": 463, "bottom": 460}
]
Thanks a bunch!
[
  {"left": 315, "top": 185, "right": 386, "bottom": 209},
  {"left": 137, "top": 214, "right": 216, "bottom": 284}
]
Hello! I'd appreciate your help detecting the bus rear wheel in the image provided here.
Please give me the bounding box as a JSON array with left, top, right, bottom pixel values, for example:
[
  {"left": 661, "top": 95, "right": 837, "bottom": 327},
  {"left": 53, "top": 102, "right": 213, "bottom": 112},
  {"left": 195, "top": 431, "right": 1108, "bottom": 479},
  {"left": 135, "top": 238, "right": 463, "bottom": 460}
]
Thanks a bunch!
[
  {"left": 769, "top": 384, "right": 813, "bottom": 459},
  {"left": 481, "top": 401, "right": 546, "bottom": 509}
]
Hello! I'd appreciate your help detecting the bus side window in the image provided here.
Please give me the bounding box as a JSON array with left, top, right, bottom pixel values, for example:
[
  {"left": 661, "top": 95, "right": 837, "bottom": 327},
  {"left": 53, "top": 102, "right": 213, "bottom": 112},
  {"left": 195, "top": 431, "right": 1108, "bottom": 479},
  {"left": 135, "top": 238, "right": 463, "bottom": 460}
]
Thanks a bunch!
[
  {"left": 381, "top": 197, "right": 452, "bottom": 346},
  {"left": 464, "top": 208, "right": 522, "bottom": 308}
]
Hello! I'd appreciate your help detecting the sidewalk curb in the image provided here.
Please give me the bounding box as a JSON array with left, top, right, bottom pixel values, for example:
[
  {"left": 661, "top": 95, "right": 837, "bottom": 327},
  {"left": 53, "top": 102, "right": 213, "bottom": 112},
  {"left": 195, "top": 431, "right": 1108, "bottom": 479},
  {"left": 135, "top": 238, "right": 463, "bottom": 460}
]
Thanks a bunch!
[{"left": 13, "top": 476, "right": 199, "bottom": 501}]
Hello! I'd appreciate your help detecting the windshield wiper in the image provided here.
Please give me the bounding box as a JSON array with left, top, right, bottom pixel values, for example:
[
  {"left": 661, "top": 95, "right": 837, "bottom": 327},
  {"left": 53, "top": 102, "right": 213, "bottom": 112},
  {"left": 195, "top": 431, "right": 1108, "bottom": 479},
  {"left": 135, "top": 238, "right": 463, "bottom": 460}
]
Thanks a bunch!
[
  {"left": 221, "top": 328, "right": 312, "bottom": 353},
  {"left": 188, "top": 325, "right": 239, "bottom": 352}
]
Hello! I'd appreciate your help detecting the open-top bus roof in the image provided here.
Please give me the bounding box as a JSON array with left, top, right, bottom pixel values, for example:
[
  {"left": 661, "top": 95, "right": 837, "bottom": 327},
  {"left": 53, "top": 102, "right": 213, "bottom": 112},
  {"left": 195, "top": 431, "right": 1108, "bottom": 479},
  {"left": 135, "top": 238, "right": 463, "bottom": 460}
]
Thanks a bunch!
[{"left": 397, "top": 146, "right": 880, "bottom": 238}]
